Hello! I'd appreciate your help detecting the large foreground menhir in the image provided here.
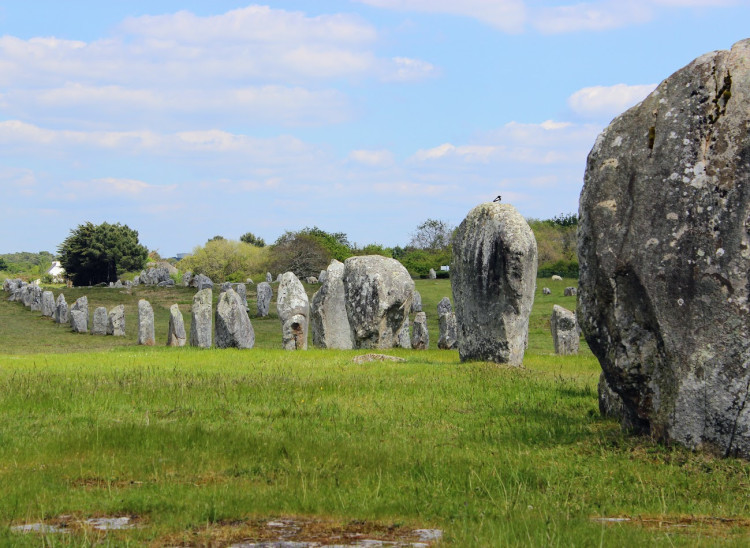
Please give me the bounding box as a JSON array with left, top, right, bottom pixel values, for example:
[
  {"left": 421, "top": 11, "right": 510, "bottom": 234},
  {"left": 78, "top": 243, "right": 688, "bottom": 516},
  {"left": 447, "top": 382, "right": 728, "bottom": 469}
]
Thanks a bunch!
[{"left": 579, "top": 38, "right": 750, "bottom": 458}]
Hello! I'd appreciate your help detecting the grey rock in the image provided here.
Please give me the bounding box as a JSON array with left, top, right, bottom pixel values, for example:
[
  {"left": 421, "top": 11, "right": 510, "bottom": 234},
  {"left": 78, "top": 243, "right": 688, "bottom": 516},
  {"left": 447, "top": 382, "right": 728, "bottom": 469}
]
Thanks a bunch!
[
  {"left": 310, "top": 260, "right": 352, "bottom": 349},
  {"left": 235, "top": 283, "right": 248, "bottom": 310},
  {"left": 277, "top": 272, "right": 309, "bottom": 350},
  {"left": 107, "top": 305, "right": 125, "bottom": 336},
  {"left": 578, "top": 38, "right": 750, "bottom": 457},
  {"left": 113, "top": 280, "right": 123, "bottom": 288},
  {"left": 70, "top": 296, "right": 88, "bottom": 333},
  {"left": 256, "top": 282, "right": 273, "bottom": 317},
  {"left": 182, "top": 271, "right": 193, "bottom": 287},
  {"left": 550, "top": 305, "right": 578, "bottom": 355},
  {"left": 343, "top": 255, "right": 414, "bottom": 349},
  {"left": 598, "top": 372, "right": 626, "bottom": 420},
  {"left": 428, "top": 268, "right": 437, "bottom": 279},
  {"left": 451, "top": 202, "right": 537, "bottom": 365},
  {"left": 437, "top": 297, "right": 452, "bottom": 316},
  {"left": 220, "top": 282, "right": 232, "bottom": 293},
  {"left": 157, "top": 279, "right": 175, "bottom": 287},
  {"left": 167, "top": 304, "right": 187, "bottom": 347},
  {"left": 190, "top": 273, "right": 214, "bottom": 290},
  {"left": 276, "top": 274, "right": 282, "bottom": 283},
  {"left": 411, "top": 312, "right": 429, "bottom": 350},
  {"left": 137, "top": 299, "right": 155, "bottom": 345},
  {"left": 438, "top": 312, "right": 459, "bottom": 350},
  {"left": 54, "top": 293, "right": 68, "bottom": 324},
  {"left": 133, "top": 276, "right": 140, "bottom": 286},
  {"left": 190, "top": 288, "right": 212, "bottom": 348},
  {"left": 29, "top": 285, "right": 42, "bottom": 311},
  {"left": 397, "top": 315, "right": 411, "bottom": 349},
  {"left": 318, "top": 269, "right": 328, "bottom": 284},
  {"left": 266, "top": 272, "right": 273, "bottom": 283},
  {"left": 41, "top": 291, "right": 55, "bottom": 317},
  {"left": 564, "top": 286, "right": 577, "bottom": 297},
  {"left": 215, "top": 289, "right": 254, "bottom": 349},
  {"left": 411, "top": 290, "right": 422, "bottom": 313},
  {"left": 141, "top": 266, "right": 172, "bottom": 286},
  {"left": 91, "top": 306, "right": 108, "bottom": 335},
  {"left": 542, "top": 287, "right": 551, "bottom": 295},
  {"left": 305, "top": 276, "right": 318, "bottom": 284}
]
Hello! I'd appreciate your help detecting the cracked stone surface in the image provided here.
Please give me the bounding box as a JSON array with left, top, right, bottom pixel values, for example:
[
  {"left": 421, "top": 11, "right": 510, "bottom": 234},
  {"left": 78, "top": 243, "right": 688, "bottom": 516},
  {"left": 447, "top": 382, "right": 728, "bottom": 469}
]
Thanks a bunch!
[{"left": 578, "top": 38, "right": 750, "bottom": 458}]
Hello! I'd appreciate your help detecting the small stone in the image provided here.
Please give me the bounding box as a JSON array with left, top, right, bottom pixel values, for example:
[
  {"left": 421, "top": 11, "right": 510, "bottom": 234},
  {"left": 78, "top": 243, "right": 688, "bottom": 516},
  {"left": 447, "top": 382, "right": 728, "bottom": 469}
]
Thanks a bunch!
[
  {"left": 564, "top": 286, "right": 577, "bottom": 297},
  {"left": 428, "top": 268, "right": 436, "bottom": 279},
  {"left": 411, "top": 312, "right": 429, "bottom": 350},
  {"left": 550, "top": 305, "right": 578, "bottom": 355},
  {"left": 411, "top": 290, "right": 422, "bottom": 313},
  {"left": 437, "top": 297, "right": 452, "bottom": 316},
  {"left": 438, "top": 312, "right": 458, "bottom": 350},
  {"left": 266, "top": 272, "right": 273, "bottom": 283}
]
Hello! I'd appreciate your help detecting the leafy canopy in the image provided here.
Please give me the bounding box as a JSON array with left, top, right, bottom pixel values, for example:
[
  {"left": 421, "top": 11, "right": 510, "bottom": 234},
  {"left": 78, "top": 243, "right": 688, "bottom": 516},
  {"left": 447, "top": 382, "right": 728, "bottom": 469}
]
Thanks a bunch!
[
  {"left": 178, "top": 239, "right": 269, "bottom": 283},
  {"left": 58, "top": 222, "right": 148, "bottom": 286}
]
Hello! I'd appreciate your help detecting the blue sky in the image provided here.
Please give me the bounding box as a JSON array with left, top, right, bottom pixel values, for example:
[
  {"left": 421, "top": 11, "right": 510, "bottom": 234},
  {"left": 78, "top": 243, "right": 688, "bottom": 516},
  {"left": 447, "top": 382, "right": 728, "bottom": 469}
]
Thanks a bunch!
[{"left": 1, "top": 1, "right": 749, "bottom": 257}]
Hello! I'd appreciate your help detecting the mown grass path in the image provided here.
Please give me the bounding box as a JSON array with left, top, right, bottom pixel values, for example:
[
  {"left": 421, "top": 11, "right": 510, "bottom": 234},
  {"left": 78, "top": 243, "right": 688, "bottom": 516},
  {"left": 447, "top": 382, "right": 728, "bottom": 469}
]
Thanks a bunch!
[{"left": 1, "top": 280, "right": 748, "bottom": 546}]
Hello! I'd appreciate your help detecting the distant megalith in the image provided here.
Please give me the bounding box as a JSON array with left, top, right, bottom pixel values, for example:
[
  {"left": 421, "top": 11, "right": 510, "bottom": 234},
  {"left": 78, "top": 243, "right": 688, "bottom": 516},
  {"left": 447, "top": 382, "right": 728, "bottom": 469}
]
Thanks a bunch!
[
  {"left": 107, "top": 305, "right": 125, "bottom": 336},
  {"left": 256, "top": 282, "right": 272, "bottom": 317},
  {"left": 310, "top": 260, "right": 352, "bottom": 349},
  {"left": 428, "top": 268, "right": 437, "bottom": 279},
  {"left": 277, "top": 272, "right": 309, "bottom": 350},
  {"left": 55, "top": 293, "right": 68, "bottom": 324},
  {"left": 92, "top": 306, "right": 108, "bottom": 335},
  {"left": 137, "top": 300, "right": 155, "bottom": 346},
  {"left": 451, "top": 203, "right": 537, "bottom": 365},
  {"left": 343, "top": 255, "right": 414, "bottom": 350},
  {"left": 190, "top": 288, "right": 212, "bottom": 348},
  {"left": 215, "top": 288, "right": 254, "bottom": 349},
  {"left": 437, "top": 297, "right": 452, "bottom": 317},
  {"left": 411, "top": 290, "right": 422, "bottom": 313},
  {"left": 190, "top": 274, "right": 213, "bottom": 290},
  {"left": 438, "top": 312, "right": 458, "bottom": 350},
  {"left": 70, "top": 296, "right": 89, "bottom": 333},
  {"left": 411, "top": 312, "right": 429, "bottom": 350},
  {"left": 29, "top": 285, "right": 42, "bottom": 312},
  {"left": 41, "top": 291, "right": 55, "bottom": 317},
  {"left": 578, "top": 38, "right": 750, "bottom": 458},
  {"left": 167, "top": 304, "right": 187, "bottom": 347},
  {"left": 550, "top": 305, "right": 578, "bottom": 355}
]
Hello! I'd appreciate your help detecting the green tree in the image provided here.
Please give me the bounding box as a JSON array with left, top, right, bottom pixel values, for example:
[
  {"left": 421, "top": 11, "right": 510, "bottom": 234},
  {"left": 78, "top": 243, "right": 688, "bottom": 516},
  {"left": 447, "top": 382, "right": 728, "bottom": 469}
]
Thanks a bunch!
[
  {"left": 178, "top": 239, "right": 269, "bottom": 282},
  {"left": 58, "top": 222, "right": 148, "bottom": 286},
  {"left": 409, "top": 219, "right": 454, "bottom": 251},
  {"left": 239, "top": 232, "right": 266, "bottom": 248},
  {"left": 268, "top": 233, "right": 331, "bottom": 279},
  {"left": 0, "top": 257, "right": 7, "bottom": 271}
]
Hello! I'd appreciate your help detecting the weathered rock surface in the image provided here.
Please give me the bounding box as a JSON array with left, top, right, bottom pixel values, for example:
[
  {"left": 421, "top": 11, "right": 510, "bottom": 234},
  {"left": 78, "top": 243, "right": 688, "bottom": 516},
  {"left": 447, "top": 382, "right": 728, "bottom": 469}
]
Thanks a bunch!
[
  {"left": 343, "top": 256, "right": 414, "bottom": 349},
  {"left": 411, "top": 290, "right": 422, "bottom": 313},
  {"left": 92, "top": 306, "right": 108, "bottom": 335},
  {"left": 550, "top": 305, "right": 578, "bottom": 355},
  {"left": 398, "top": 315, "right": 411, "bottom": 349},
  {"left": 141, "top": 267, "right": 172, "bottom": 286},
  {"left": 70, "top": 296, "right": 88, "bottom": 333},
  {"left": 318, "top": 270, "right": 328, "bottom": 284},
  {"left": 598, "top": 373, "right": 626, "bottom": 420},
  {"left": 438, "top": 312, "right": 458, "bottom": 350},
  {"left": 167, "top": 304, "right": 187, "bottom": 347},
  {"left": 215, "top": 289, "right": 254, "bottom": 349},
  {"left": 266, "top": 272, "right": 273, "bottom": 283},
  {"left": 428, "top": 268, "right": 437, "bottom": 279},
  {"left": 564, "top": 287, "right": 577, "bottom": 297},
  {"left": 256, "top": 282, "right": 273, "bottom": 317},
  {"left": 55, "top": 293, "right": 68, "bottom": 324},
  {"left": 578, "top": 38, "right": 750, "bottom": 458},
  {"left": 411, "top": 312, "right": 429, "bottom": 350},
  {"left": 190, "top": 288, "right": 212, "bottom": 348},
  {"left": 235, "top": 283, "right": 248, "bottom": 310},
  {"left": 137, "top": 300, "right": 155, "bottom": 345},
  {"left": 41, "top": 291, "right": 55, "bottom": 317},
  {"left": 310, "top": 260, "right": 352, "bottom": 349},
  {"left": 437, "top": 297, "right": 452, "bottom": 317},
  {"left": 107, "top": 305, "right": 125, "bottom": 336},
  {"left": 277, "top": 272, "right": 309, "bottom": 350},
  {"left": 29, "top": 285, "right": 42, "bottom": 311},
  {"left": 451, "top": 203, "right": 537, "bottom": 365},
  {"left": 190, "top": 274, "right": 214, "bottom": 290},
  {"left": 182, "top": 271, "right": 193, "bottom": 287}
]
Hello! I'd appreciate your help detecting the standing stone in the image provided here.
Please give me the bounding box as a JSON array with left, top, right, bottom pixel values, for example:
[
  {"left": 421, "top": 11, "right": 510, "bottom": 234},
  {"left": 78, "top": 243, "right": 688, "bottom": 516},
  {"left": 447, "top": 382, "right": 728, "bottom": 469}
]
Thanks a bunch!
[
  {"left": 41, "top": 291, "right": 55, "bottom": 317},
  {"left": 398, "top": 315, "right": 411, "bottom": 349},
  {"left": 318, "top": 270, "right": 328, "bottom": 285},
  {"left": 220, "top": 282, "right": 232, "bottom": 293},
  {"left": 437, "top": 297, "right": 452, "bottom": 317},
  {"left": 29, "top": 285, "right": 42, "bottom": 312},
  {"left": 215, "top": 289, "right": 254, "bottom": 349},
  {"left": 141, "top": 266, "right": 171, "bottom": 285},
  {"left": 70, "top": 296, "right": 88, "bottom": 333},
  {"left": 256, "top": 282, "right": 272, "bottom": 317},
  {"left": 91, "top": 307, "right": 108, "bottom": 335},
  {"left": 266, "top": 272, "right": 273, "bottom": 283},
  {"left": 277, "top": 272, "right": 309, "bottom": 350},
  {"left": 451, "top": 202, "right": 537, "bottom": 365},
  {"left": 411, "top": 312, "right": 429, "bottom": 350},
  {"left": 428, "top": 268, "right": 437, "bottom": 279},
  {"left": 411, "top": 290, "right": 422, "bottom": 313},
  {"left": 235, "top": 283, "right": 248, "bottom": 310},
  {"left": 137, "top": 300, "right": 155, "bottom": 346},
  {"left": 182, "top": 271, "right": 193, "bottom": 287},
  {"left": 550, "top": 305, "right": 578, "bottom": 355},
  {"left": 564, "top": 287, "right": 577, "bottom": 297},
  {"left": 438, "top": 312, "right": 458, "bottom": 350},
  {"left": 190, "top": 288, "right": 212, "bottom": 348},
  {"left": 167, "top": 304, "right": 187, "bottom": 347},
  {"left": 343, "top": 255, "right": 414, "bottom": 349},
  {"left": 310, "top": 260, "right": 352, "bottom": 349},
  {"left": 107, "top": 305, "right": 125, "bottom": 336},
  {"left": 598, "top": 372, "right": 626, "bottom": 420},
  {"left": 190, "top": 274, "right": 214, "bottom": 290},
  {"left": 54, "top": 293, "right": 69, "bottom": 324},
  {"left": 542, "top": 287, "right": 551, "bottom": 295},
  {"left": 114, "top": 280, "right": 123, "bottom": 288},
  {"left": 578, "top": 38, "right": 750, "bottom": 457}
]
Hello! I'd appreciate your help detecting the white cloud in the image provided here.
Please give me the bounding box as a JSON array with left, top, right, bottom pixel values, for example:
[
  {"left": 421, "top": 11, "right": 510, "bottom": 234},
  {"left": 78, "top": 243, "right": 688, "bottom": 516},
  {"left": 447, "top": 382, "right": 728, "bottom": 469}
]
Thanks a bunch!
[
  {"left": 384, "top": 57, "right": 438, "bottom": 82},
  {"left": 533, "top": 2, "right": 652, "bottom": 33},
  {"left": 356, "top": 0, "right": 526, "bottom": 32},
  {"left": 568, "top": 83, "right": 657, "bottom": 118},
  {"left": 348, "top": 149, "right": 395, "bottom": 167}
]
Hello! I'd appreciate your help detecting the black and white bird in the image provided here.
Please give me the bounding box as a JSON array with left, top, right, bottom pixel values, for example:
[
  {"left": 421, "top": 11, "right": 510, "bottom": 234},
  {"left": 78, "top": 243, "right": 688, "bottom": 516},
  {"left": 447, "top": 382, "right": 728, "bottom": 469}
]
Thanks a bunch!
[{"left": 493, "top": 195, "right": 502, "bottom": 203}]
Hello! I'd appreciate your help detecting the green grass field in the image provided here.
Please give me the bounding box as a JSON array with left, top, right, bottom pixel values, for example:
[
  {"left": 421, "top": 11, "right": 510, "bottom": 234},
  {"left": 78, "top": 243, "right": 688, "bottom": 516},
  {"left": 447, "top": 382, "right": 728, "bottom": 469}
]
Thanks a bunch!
[{"left": 1, "top": 279, "right": 748, "bottom": 546}]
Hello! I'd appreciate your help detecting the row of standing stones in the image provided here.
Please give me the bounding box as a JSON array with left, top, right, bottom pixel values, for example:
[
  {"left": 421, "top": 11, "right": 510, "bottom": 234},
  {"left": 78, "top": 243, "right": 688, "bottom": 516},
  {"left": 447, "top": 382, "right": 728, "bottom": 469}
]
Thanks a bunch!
[{"left": 6, "top": 38, "right": 749, "bottom": 457}]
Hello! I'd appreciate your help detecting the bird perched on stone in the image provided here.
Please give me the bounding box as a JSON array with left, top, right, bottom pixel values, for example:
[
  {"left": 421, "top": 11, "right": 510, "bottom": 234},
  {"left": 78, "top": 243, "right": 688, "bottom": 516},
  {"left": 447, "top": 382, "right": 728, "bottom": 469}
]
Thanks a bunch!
[{"left": 493, "top": 195, "right": 502, "bottom": 202}]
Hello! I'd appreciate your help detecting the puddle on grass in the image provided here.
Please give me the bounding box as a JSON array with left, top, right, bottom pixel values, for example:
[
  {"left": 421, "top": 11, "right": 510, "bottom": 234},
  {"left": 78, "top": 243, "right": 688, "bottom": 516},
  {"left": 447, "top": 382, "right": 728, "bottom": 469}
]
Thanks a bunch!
[
  {"left": 161, "top": 516, "right": 442, "bottom": 547},
  {"left": 592, "top": 515, "right": 750, "bottom": 536}
]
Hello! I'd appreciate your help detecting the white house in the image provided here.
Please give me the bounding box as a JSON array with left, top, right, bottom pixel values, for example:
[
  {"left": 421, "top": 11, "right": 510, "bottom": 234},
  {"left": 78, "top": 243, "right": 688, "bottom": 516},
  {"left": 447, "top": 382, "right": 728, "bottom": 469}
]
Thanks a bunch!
[{"left": 47, "top": 261, "right": 66, "bottom": 282}]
